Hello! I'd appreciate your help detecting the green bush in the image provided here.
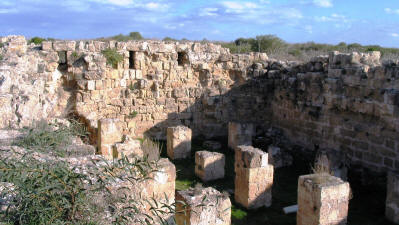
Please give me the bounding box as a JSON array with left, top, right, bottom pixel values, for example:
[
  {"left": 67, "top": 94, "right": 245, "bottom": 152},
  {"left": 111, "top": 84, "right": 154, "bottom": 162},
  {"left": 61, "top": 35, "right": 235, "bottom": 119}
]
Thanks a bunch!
[
  {"left": 0, "top": 54, "right": 3, "bottom": 61},
  {"left": 128, "top": 111, "right": 138, "bottom": 119},
  {"left": 29, "top": 37, "right": 46, "bottom": 45},
  {"left": 101, "top": 48, "right": 124, "bottom": 68},
  {"left": 12, "top": 120, "right": 88, "bottom": 157},
  {"left": 0, "top": 42, "right": 4, "bottom": 48},
  {"left": 129, "top": 32, "right": 143, "bottom": 40}
]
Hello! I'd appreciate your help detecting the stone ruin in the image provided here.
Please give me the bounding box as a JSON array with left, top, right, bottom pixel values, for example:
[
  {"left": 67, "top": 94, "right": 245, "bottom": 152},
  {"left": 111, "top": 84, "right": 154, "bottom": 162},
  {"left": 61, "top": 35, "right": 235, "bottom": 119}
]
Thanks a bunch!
[
  {"left": 234, "top": 145, "right": 274, "bottom": 209},
  {"left": 195, "top": 150, "right": 225, "bottom": 182},
  {"left": 175, "top": 187, "right": 231, "bottom": 225},
  {"left": 1, "top": 35, "right": 399, "bottom": 224}
]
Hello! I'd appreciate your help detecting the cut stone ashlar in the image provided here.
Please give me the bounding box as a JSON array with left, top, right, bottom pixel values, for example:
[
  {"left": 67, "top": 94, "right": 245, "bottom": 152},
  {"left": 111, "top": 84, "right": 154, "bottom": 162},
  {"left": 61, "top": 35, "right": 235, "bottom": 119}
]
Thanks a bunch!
[
  {"left": 175, "top": 187, "right": 231, "bottom": 225},
  {"left": 195, "top": 151, "right": 225, "bottom": 182},
  {"left": 234, "top": 145, "right": 273, "bottom": 209},
  {"left": 167, "top": 126, "right": 192, "bottom": 159},
  {"left": 297, "top": 173, "right": 351, "bottom": 225},
  {"left": 98, "top": 118, "right": 123, "bottom": 159}
]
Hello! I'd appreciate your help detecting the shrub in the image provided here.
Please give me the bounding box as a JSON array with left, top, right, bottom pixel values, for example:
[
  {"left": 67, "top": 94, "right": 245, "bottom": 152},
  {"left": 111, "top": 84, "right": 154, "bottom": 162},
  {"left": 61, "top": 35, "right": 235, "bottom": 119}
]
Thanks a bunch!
[
  {"left": 101, "top": 48, "right": 123, "bottom": 69},
  {"left": 129, "top": 32, "right": 143, "bottom": 40},
  {"left": 0, "top": 54, "right": 3, "bottom": 61},
  {"left": 29, "top": 37, "right": 46, "bottom": 45},
  {"left": 12, "top": 119, "right": 88, "bottom": 157},
  {"left": 0, "top": 42, "right": 4, "bottom": 48}
]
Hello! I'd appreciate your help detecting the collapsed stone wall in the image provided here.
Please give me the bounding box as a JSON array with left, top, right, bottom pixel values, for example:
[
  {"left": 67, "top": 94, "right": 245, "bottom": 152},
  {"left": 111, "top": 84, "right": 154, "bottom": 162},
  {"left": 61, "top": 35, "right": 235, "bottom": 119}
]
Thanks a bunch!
[{"left": 1, "top": 35, "right": 398, "bottom": 172}]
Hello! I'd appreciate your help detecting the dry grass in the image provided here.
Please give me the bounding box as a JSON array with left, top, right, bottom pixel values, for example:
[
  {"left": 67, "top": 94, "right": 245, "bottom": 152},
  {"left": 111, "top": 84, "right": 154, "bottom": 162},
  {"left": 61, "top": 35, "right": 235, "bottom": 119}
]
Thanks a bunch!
[{"left": 140, "top": 138, "right": 161, "bottom": 161}]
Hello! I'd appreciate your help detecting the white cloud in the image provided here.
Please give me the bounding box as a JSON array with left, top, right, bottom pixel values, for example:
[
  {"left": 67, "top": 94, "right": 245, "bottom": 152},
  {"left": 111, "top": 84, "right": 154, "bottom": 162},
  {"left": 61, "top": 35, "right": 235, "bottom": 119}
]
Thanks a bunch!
[
  {"left": 199, "top": 7, "right": 219, "bottom": 17},
  {"left": 392, "top": 33, "right": 399, "bottom": 37},
  {"left": 222, "top": 1, "right": 258, "bottom": 13},
  {"left": 315, "top": 13, "right": 348, "bottom": 22},
  {"left": 106, "top": 0, "right": 133, "bottom": 6},
  {"left": 313, "top": 0, "right": 333, "bottom": 8},
  {"left": 385, "top": 8, "right": 399, "bottom": 14},
  {"left": 305, "top": 25, "right": 313, "bottom": 34},
  {"left": 0, "top": 8, "right": 18, "bottom": 14}
]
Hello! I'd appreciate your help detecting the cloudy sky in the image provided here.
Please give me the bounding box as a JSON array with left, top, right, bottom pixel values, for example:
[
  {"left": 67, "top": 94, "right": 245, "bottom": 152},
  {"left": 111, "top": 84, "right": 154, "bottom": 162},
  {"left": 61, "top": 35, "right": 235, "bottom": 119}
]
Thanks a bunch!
[{"left": 0, "top": 0, "right": 398, "bottom": 47}]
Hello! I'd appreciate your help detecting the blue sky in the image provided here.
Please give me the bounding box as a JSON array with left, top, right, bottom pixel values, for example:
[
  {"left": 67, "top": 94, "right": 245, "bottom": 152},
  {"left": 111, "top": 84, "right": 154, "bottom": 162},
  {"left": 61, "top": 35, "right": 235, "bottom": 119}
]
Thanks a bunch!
[{"left": 0, "top": 0, "right": 399, "bottom": 47}]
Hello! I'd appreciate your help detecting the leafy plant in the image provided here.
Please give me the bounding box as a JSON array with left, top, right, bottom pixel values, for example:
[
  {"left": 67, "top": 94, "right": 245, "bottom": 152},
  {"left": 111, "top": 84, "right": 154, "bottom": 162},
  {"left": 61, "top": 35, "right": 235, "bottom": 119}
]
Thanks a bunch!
[
  {"left": 128, "top": 111, "right": 138, "bottom": 119},
  {"left": 101, "top": 48, "right": 123, "bottom": 69},
  {"left": 140, "top": 138, "right": 161, "bottom": 162},
  {"left": 29, "top": 37, "right": 46, "bottom": 45},
  {"left": 0, "top": 42, "right": 4, "bottom": 48},
  {"left": 12, "top": 119, "right": 88, "bottom": 157},
  {"left": 0, "top": 54, "right": 3, "bottom": 61}
]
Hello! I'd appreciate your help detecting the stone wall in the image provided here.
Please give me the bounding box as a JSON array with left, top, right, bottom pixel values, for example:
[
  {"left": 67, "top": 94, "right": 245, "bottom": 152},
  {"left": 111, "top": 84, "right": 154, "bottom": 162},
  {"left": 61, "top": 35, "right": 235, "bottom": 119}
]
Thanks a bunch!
[{"left": 1, "top": 35, "right": 399, "bottom": 172}]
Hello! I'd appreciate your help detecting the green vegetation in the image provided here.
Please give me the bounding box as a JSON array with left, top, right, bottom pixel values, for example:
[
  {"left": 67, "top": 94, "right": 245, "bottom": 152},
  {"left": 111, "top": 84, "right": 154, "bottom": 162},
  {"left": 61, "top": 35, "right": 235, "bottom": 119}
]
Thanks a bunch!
[
  {"left": 101, "top": 48, "right": 123, "bottom": 68},
  {"left": 0, "top": 54, "right": 3, "bottom": 61},
  {"left": 128, "top": 111, "right": 138, "bottom": 119},
  {"left": 0, "top": 42, "right": 4, "bottom": 48},
  {"left": 163, "top": 37, "right": 178, "bottom": 42},
  {"left": 218, "top": 35, "right": 399, "bottom": 61},
  {"left": 12, "top": 120, "right": 88, "bottom": 157},
  {"left": 28, "top": 37, "right": 46, "bottom": 45},
  {"left": 1, "top": 122, "right": 178, "bottom": 225},
  {"left": 102, "top": 31, "right": 144, "bottom": 42}
]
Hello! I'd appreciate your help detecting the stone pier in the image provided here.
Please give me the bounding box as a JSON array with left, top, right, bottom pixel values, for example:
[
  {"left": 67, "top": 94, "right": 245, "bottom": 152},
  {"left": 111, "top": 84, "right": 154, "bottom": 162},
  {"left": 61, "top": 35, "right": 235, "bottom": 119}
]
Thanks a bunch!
[
  {"left": 297, "top": 174, "right": 351, "bottom": 225},
  {"left": 98, "top": 118, "right": 123, "bottom": 159},
  {"left": 175, "top": 187, "right": 231, "bottom": 225},
  {"left": 386, "top": 172, "right": 399, "bottom": 224},
  {"left": 234, "top": 145, "right": 273, "bottom": 209},
  {"left": 195, "top": 151, "right": 225, "bottom": 182},
  {"left": 228, "top": 122, "right": 255, "bottom": 150},
  {"left": 167, "top": 126, "right": 192, "bottom": 159}
]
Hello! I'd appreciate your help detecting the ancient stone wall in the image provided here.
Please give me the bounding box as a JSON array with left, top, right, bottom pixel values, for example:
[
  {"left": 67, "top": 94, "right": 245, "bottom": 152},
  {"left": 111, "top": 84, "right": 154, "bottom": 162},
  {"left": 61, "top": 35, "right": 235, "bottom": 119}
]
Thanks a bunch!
[{"left": 1, "top": 35, "right": 398, "bottom": 172}]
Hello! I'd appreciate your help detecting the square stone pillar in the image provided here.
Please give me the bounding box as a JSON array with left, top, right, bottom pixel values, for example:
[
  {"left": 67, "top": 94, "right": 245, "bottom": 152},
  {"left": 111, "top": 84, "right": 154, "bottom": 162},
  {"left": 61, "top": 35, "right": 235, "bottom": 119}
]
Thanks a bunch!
[
  {"left": 176, "top": 187, "right": 231, "bottom": 225},
  {"left": 228, "top": 122, "right": 254, "bottom": 150},
  {"left": 113, "top": 138, "right": 142, "bottom": 159},
  {"left": 195, "top": 151, "right": 225, "bottom": 182},
  {"left": 297, "top": 174, "right": 351, "bottom": 225},
  {"left": 386, "top": 172, "right": 399, "bottom": 224},
  {"left": 98, "top": 118, "right": 123, "bottom": 159},
  {"left": 234, "top": 145, "right": 273, "bottom": 209},
  {"left": 167, "top": 126, "right": 192, "bottom": 159}
]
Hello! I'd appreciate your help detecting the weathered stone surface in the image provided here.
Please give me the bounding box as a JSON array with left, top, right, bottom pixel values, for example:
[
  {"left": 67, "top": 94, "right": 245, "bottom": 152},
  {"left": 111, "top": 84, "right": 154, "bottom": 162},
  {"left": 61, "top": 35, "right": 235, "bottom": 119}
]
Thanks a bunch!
[
  {"left": 228, "top": 122, "right": 255, "bottom": 150},
  {"left": 176, "top": 187, "right": 231, "bottom": 225},
  {"left": 386, "top": 172, "right": 399, "bottom": 224},
  {"left": 235, "top": 145, "right": 268, "bottom": 168},
  {"left": 234, "top": 145, "right": 273, "bottom": 209},
  {"left": 203, "top": 140, "right": 222, "bottom": 150},
  {"left": 113, "top": 138, "right": 142, "bottom": 159},
  {"left": 297, "top": 174, "right": 351, "bottom": 225},
  {"left": 167, "top": 126, "right": 192, "bottom": 159},
  {"left": 195, "top": 151, "right": 225, "bottom": 182},
  {"left": 267, "top": 146, "right": 293, "bottom": 168},
  {"left": 98, "top": 118, "right": 123, "bottom": 159}
]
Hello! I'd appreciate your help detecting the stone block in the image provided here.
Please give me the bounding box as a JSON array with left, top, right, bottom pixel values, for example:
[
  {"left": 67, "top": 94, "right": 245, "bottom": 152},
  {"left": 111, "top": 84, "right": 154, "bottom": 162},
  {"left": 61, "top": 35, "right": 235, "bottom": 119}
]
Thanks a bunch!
[
  {"left": 98, "top": 118, "right": 123, "bottom": 159},
  {"left": 167, "top": 126, "right": 192, "bottom": 159},
  {"left": 297, "top": 174, "right": 351, "bottom": 225},
  {"left": 235, "top": 145, "right": 268, "bottom": 169},
  {"left": 41, "top": 41, "right": 53, "bottom": 51},
  {"left": 228, "top": 122, "right": 254, "bottom": 150},
  {"left": 234, "top": 166, "right": 273, "bottom": 209},
  {"left": 176, "top": 187, "right": 231, "bottom": 225},
  {"left": 113, "top": 138, "right": 142, "bottom": 159},
  {"left": 386, "top": 172, "right": 399, "bottom": 224},
  {"left": 195, "top": 151, "right": 225, "bottom": 182}
]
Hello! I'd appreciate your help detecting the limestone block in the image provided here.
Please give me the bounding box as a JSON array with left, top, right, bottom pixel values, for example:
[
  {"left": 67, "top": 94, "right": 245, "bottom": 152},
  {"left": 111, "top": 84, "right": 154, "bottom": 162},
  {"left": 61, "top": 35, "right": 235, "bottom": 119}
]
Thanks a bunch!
[
  {"left": 234, "top": 166, "right": 273, "bottom": 209},
  {"left": 195, "top": 151, "right": 225, "bottom": 182},
  {"left": 41, "top": 41, "right": 53, "bottom": 51},
  {"left": 7, "top": 36, "right": 27, "bottom": 55},
  {"left": 167, "top": 126, "right": 192, "bottom": 159},
  {"left": 297, "top": 174, "right": 351, "bottom": 225},
  {"left": 228, "top": 122, "right": 255, "bottom": 150},
  {"left": 235, "top": 145, "right": 268, "bottom": 169},
  {"left": 176, "top": 187, "right": 231, "bottom": 225},
  {"left": 113, "top": 138, "right": 142, "bottom": 159},
  {"left": 98, "top": 119, "right": 123, "bottom": 159},
  {"left": 386, "top": 172, "right": 399, "bottom": 224},
  {"left": 87, "top": 80, "right": 95, "bottom": 90}
]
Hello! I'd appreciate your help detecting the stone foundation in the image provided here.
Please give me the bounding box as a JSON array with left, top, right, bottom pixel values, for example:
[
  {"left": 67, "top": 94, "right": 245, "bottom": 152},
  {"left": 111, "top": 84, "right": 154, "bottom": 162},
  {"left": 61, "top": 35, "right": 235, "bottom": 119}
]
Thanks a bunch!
[
  {"left": 113, "top": 137, "right": 142, "bottom": 159},
  {"left": 297, "top": 174, "right": 350, "bottom": 225},
  {"left": 234, "top": 145, "right": 273, "bottom": 209},
  {"left": 386, "top": 172, "right": 399, "bottom": 224},
  {"left": 167, "top": 126, "right": 192, "bottom": 159},
  {"left": 228, "top": 122, "right": 255, "bottom": 150},
  {"left": 195, "top": 151, "right": 225, "bottom": 182},
  {"left": 175, "top": 187, "right": 231, "bottom": 225}
]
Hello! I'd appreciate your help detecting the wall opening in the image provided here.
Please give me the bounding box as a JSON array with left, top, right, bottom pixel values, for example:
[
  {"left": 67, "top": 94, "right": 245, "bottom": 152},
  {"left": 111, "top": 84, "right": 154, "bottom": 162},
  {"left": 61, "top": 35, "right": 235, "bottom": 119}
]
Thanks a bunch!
[
  {"left": 129, "top": 51, "right": 136, "bottom": 69},
  {"left": 178, "top": 52, "right": 189, "bottom": 66},
  {"left": 58, "top": 51, "right": 68, "bottom": 71}
]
